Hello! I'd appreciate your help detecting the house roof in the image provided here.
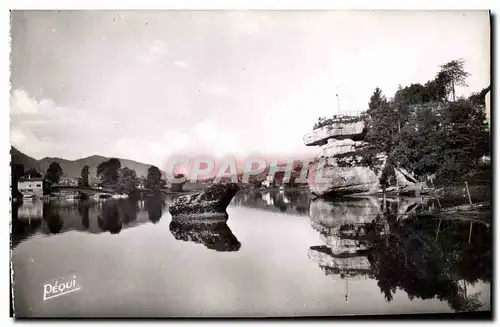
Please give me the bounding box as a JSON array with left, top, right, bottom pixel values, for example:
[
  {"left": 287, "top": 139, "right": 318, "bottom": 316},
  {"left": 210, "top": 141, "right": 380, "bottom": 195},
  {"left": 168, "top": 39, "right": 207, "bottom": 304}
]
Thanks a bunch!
[{"left": 18, "top": 177, "right": 44, "bottom": 182}]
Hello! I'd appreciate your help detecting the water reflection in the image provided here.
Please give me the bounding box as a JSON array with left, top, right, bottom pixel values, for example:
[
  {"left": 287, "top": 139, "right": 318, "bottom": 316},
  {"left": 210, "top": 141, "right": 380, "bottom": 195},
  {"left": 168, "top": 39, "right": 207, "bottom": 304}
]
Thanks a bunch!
[
  {"left": 169, "top": 217, "right": 241, "bottom": 252},
  {"left": 146, "top": 196, "right": 164, "bottom": 224},
  {"left": 98, "top": 202, "right": 122, "bottom": 234},
  {"left": 231, "top": 188, "right": 311, "bottom": 215},
  {"left": 11, "top": 189, "right": 491, "bottom": 315},
  {"left": 11, "top": 196, "right": 168, "bottom": 246},
  {"left": 11, "top": 201, "right": 42, "bottom": 249},
  {"left": 79, "top": 205, "right": 90, "bottom": 230},
  {"left": 308, "top": 197, "right": 492, "bottom": 313}
]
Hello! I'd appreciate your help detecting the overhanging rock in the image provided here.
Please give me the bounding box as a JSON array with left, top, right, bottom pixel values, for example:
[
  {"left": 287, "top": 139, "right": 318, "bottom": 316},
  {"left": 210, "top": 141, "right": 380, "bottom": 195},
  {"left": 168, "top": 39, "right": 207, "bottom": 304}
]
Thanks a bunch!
[{"left": 304, "top": 118, "right": 365, "bottom": 146}]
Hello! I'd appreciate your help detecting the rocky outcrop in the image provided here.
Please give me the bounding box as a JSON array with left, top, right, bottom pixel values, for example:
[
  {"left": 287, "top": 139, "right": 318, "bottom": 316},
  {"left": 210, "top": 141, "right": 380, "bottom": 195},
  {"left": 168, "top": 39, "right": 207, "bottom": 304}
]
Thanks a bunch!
[
  {"left": 304, "top": 115, "right": 419, "bottom": 197},
  {"left": 168, "top": 183, "right": 240, "bottom": 219},
  {"left": 304, "top": 118, "right": 365, "bottom": 146},
  {"left": 169, "top": 218, "right": 241, "bottom": 252}
]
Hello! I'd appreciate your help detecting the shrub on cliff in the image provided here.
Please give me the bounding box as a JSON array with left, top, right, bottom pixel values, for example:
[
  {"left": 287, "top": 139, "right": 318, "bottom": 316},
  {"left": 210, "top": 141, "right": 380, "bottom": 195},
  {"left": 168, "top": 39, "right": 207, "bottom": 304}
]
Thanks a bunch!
[{"left": 363, "top": 59, "right": 489, "bottom": 185}]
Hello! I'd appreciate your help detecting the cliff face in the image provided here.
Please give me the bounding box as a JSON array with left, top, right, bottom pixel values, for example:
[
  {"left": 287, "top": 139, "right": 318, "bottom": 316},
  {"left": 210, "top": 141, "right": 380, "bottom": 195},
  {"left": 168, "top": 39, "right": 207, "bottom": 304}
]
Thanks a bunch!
[{"left": 304, "top": 116, "right": 418, "bottom": 197}]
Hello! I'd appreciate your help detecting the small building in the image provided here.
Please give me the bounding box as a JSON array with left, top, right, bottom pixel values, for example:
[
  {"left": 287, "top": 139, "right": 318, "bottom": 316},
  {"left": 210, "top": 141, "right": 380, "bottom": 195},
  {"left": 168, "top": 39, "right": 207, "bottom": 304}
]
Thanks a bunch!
[
  {"left": 59, "top": 177, "right": 79, "bottom": 186},
  {"left": 18, "top": 177, "right": 44, "bottom": 198},
  {"left": 262, "top": 175, "right": 274, "bottom": 188}
]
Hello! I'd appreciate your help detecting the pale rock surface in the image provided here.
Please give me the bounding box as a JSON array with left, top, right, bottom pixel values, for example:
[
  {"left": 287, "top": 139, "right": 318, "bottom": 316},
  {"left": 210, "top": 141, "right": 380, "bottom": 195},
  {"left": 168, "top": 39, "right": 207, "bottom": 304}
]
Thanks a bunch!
[{"left": 304, "top": 117, "right": 419, "bottom": 197}]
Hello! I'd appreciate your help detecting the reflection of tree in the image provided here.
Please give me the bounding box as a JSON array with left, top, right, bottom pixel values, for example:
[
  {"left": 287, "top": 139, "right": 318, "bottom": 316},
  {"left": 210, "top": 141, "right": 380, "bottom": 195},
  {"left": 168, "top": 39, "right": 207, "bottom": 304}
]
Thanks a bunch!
[
  {"left": 169, "top": 217, "right": 241, "bottom": 252},
  {"left": 98, "top": 201, "right": 123, "bottom": 234},
  {"left": 146, "top": 196, "right": 164, "bottom": 224},
  {"left": 367, "top": 214, "right": 491, "bottom": 312},
  {"left": 308, "top": 197, "right": 491, "bottom": 313},
  {"left": 120, "top": 198, "right": 138, "bottom": 224},
  {"left": 43, "top": 202, "right": 63, "bottom": 234},
  {"left": 233, "top": 189, "right": 312, "bottom": 215},
  {"left": 79, "top": 204, "right": 90, "bottom": 230}
]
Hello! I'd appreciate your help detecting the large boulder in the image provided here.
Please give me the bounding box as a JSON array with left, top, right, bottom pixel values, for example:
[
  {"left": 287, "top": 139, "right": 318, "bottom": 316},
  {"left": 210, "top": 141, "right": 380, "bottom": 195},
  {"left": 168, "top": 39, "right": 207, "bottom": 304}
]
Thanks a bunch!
[
  {"left": 304, "top": 116, "right": 419, "bottom": 197},
  {"left": 168, "top": 183, "right": 240, "bottom": 219},
  {"left": 308, "top": 138, "right": 384, "bottom": 197}
]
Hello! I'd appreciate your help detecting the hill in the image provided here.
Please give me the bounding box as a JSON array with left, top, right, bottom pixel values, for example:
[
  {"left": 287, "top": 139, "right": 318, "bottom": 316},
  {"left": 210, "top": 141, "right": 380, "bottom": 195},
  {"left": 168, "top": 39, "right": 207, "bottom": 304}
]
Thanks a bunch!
[
  {"left": 10, "top": 147, "right": 41, "bottom": 171},
  {"left": 11, "top": 147, "right": 166, "bottom": 179}
]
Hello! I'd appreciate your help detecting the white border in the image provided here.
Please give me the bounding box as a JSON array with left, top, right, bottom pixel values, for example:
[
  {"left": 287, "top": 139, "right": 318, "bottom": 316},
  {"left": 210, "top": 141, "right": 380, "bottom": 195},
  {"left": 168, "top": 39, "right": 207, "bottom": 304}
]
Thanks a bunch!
[{"left": 3, "top": 1, "right": 498, "bottom": 326}]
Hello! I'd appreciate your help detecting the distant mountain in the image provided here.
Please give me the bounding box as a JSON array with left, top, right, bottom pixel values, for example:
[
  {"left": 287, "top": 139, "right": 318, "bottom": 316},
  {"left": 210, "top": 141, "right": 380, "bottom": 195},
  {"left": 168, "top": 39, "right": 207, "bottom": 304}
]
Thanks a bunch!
[
  {"left": 10, "top": 147, "right": 41, "bottom": 171},
  {"left": 11, "top": 147, "right": 166, "bottom": 179}
]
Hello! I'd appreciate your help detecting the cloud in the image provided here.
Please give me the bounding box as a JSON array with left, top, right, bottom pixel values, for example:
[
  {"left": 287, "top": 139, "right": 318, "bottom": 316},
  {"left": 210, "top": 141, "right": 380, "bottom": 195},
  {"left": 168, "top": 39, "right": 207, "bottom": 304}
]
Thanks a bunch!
[
  {"left": 112, "top": 120, "right": 246, "bottom": 171},
  {"left": 199, "top": 82, "right": 230, "bottom": 98},
  {"left": 244, "top": 23, "right": 260, "bottom": 35},
  {"left": 230, "top": 12, "right": 272, "bottom": 36},
  {"left": 150, "top": 40, "right": 167, "bottom": 55},
  {"left": 173, "top": 60, "right": 188, "bottom": 68},
  {"left": 139, "top": 39, "right": 168, "bottom": 65},
  {"left": 10, "top": 88, "right": 110, "bottom": 159}
]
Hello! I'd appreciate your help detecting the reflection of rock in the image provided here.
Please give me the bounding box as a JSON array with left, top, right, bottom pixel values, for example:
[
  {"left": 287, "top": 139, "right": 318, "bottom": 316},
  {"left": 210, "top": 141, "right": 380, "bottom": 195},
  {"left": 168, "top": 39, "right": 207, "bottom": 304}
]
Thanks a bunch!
[
  {"left": 308, "top": 246, "right": 372, "bottom": 278},
  {"left": 309, "top": 197, "right": 381, "bottom": 230},
  {"left": 308, "top": 198, "right": 383, "bottom": 280},
  {"left": 169, "top": 217, "right": 241, "bottom": 252},
  {"left": 169, "top": 183, "right": 239, "bottom": 219}
]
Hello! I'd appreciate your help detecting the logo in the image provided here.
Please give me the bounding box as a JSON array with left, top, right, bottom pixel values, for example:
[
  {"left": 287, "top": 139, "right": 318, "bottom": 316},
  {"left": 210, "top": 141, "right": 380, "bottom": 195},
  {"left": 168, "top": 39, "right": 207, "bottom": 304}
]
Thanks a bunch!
[{"left": 43, "top": 274, "right": 82, "bottom": 301}]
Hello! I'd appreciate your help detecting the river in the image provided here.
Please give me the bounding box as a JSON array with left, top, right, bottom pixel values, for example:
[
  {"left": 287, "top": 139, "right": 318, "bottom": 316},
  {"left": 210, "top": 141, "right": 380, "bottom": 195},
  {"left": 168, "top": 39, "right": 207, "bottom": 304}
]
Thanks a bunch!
[{"left": 11, "top": 189, "right": 491, "bottom": 317}]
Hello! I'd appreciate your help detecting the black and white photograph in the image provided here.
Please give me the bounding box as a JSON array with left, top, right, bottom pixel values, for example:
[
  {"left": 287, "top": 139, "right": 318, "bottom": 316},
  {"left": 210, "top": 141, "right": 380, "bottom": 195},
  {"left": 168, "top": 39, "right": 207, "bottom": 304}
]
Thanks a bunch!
[{"left": 9, "top": 9, "right": 492, "bottom": 318}]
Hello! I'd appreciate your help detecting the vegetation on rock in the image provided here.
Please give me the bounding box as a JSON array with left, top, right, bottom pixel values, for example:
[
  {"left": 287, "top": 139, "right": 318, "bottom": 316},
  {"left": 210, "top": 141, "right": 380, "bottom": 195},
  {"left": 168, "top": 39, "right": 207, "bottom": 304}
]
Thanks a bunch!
[{"left": 318, "top": 59, "right": 490, "bottom": 187}]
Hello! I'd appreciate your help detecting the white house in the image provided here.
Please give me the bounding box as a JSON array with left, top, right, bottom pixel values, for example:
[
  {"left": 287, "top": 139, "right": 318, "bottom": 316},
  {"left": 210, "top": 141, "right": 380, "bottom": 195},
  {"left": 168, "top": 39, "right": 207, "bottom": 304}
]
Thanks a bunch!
[
  {"left": 18, "top": 177, "right": 44, "bottom": 198},
  {"left": 262, "top": 175, "right": 274, "bottom": 188}
]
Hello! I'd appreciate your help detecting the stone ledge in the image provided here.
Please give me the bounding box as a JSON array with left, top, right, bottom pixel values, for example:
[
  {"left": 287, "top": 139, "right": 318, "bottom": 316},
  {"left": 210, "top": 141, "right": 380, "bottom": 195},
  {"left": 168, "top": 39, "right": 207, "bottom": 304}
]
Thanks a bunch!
[{"left": 304, "top": 120, "right": 366, "bottom": 146}]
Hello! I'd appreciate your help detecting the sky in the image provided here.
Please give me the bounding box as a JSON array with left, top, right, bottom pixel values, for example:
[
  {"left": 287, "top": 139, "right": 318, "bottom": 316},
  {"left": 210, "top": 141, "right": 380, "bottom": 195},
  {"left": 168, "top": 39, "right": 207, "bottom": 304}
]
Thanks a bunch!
[{"left": 10, "top": 10, "right": 490, "bottom": 169}]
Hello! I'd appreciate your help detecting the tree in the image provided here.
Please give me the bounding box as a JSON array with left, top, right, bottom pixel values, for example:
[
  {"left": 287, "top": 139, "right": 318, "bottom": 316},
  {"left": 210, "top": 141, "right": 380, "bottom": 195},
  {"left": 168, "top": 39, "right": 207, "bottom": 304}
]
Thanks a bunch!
[
  {"left": 11, "top": 164, "right": 24, "bottom": 198},
  {"left": 368, "top": 87, "right": 385, "bottom": 112},
  {"left": 81, "top": 165, "right": 90, "bottom": 187},
  {"left": 97, "top": 158, "right": 122, "bottom": 183},
  {"left": 146, "top": 165, "right": 163, "bottom": 190},
  {"left": 438, "top": 59, "right": 470, "bottom": 102},
  {"left": 116, "top": 167, "right": 139, "bottom": 194},
  {"left": 435, "top": 99, "right": 489, "bottom": 183},
  {"left": 366, "top": 88, "right": 398, "bottom": 154},
  {"left": 45, "top": 162, "right": 64, "bottom": 185}
]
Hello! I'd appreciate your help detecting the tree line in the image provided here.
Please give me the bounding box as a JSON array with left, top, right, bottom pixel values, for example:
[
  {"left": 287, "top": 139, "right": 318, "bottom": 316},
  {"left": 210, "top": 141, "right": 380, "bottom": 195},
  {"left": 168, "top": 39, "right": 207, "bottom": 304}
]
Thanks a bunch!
[
  {"left": 11, "top": 158, "right": 174, "bottom": 198},
  {"left": 361, "top": 58, "right": 490, "bottom": 187},
  {"left": 95, "top": 158, "right": 166, "bottom": 194}
]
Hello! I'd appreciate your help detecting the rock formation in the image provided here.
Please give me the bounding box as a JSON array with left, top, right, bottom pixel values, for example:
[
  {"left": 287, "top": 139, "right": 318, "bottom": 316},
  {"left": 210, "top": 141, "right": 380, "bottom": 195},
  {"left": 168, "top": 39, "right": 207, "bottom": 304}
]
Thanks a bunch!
[
  {"left": 168, "top": 183, "right": 240, "bottom": 219},
  {"left": 303, "top": 115, "right": 419, "bottom": 197}
]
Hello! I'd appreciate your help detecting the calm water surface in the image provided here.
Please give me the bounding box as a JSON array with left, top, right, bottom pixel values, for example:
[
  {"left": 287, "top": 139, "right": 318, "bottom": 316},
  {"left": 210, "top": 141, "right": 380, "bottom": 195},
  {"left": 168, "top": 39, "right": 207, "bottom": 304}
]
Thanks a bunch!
[{"left": 11, "top": 189, "right": 491, "bottom": 317}]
